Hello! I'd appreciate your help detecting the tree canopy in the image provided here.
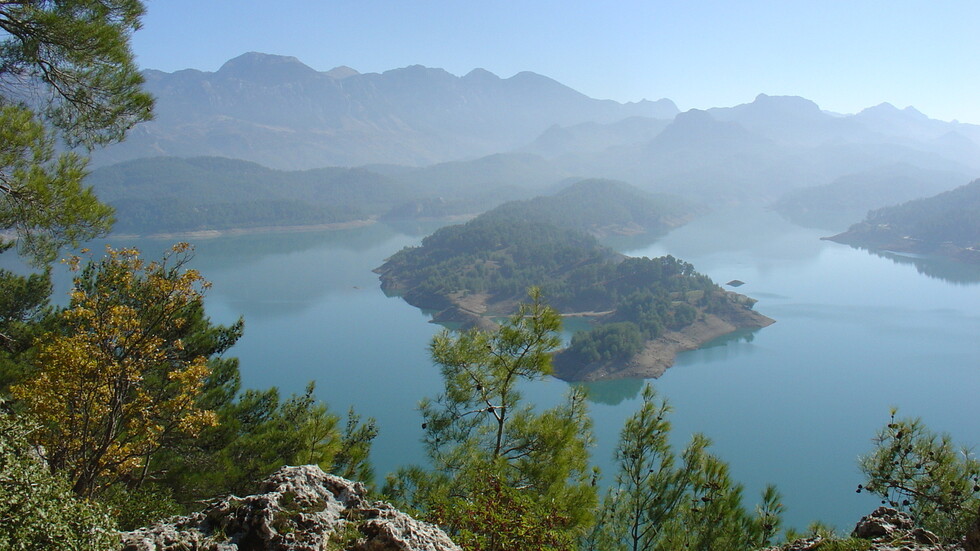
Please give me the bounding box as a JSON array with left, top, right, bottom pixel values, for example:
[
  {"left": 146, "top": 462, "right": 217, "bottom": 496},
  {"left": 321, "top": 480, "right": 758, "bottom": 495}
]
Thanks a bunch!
[
  {"left": 859, "top": 410, "right": 980, "bottom": 542},
  {"left": 11, "top": 244, "right": 225, "bottom": 496},
  {"left": 584, "top": 384, "right": 783, "bottom": 551},
  {"left": 0, "top": 0, "right": 153, "bottom": 263},
  {"left": 386, "top": 290, "right": 597, "bottom": 550}
]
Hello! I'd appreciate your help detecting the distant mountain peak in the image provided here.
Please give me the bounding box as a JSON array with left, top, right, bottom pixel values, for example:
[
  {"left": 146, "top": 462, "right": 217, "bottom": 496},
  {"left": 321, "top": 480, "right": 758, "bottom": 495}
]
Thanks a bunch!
[
  {"left": 509, "top": 70, "right": 554, "bottom": 81},
  {"left": 217, "top": 51, "right": 317, "bottom": 82},
  {"left": 634, "top": 98, "right": 679, "bottom": 113},
  {"left": 902, "top": 105, "right": 927, "bottom": 118},
  {"left": 748, "top": 93, "right": 822, "bottom": 114},
  {"left": 866, "top": 102, "right": 899, "bottom": 112},
  {"left": 381, "top": 64, "right": 456, "bottom": 82},
  {"left": 651, "top": 108, "right": 769, "bottom": 149},
  {"left": 463, "top": 68, "right": 500, "bottom": 81},
  {"left": 326, "top": 65, "right": 359, "bottom": 79},
  {"left": 858, "top": 102, "right": 929, "bottom": 121}
]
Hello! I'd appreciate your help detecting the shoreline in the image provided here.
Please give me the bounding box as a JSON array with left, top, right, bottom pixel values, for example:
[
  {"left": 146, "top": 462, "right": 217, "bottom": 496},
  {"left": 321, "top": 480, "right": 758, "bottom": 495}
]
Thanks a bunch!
[
  {"left": 109, "top": 218, "right": 378, "bottom": 240},
  {"left": 824, "top": 230, "right": 980, "bottom": 265},
  {"left": 383, "top": 277, "right": 775, "bottom": 382},
  {"left": 551, "top": 311, "right": 774, "bottom": 382}
]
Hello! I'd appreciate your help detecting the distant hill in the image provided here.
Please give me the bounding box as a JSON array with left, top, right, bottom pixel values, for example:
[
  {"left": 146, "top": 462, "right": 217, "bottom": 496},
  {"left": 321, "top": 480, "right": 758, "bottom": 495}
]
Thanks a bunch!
[
  {"left": 88, "top": 154, "right": 583, "bottom": 235},
  {"left": 552, "top": 98, "right": 979, "bottom": 204},
  {"left": 92, "top": 52, "right": 679, "bottom": 169},
  {"left": 708, "top": 94, "right": 875, "bottom": 146},
  {"left": 771, "top": 164, "right": 967, "bottom": 231},
  {"left": 88, "top": 157, "right": 407, "bottom": 234},
  {"left": 487, "top": 178, "right": 700, "bottom": 237},
  {"left": 89, "top": 54, "right": 980, "bottom": 212},
  {"left": 853, "top": 102, "right": 980, "bottom": 145},
  {"left": 827, "top": 179, "right": 980, "bottom": 262},
  {"left": 520, "top": 116, "right": 673, "bottom": 158}
]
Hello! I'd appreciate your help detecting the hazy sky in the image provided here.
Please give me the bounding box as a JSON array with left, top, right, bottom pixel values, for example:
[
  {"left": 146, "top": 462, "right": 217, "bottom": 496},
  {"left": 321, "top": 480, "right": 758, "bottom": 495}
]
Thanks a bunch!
[{"left": 133, "top": 0, "right": 980, "bottom": 124}]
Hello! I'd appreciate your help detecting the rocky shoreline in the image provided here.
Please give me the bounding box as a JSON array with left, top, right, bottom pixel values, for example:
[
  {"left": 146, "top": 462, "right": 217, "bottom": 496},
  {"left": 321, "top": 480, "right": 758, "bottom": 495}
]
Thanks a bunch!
[
  {"left": 552, "top": 306, "right": 774, "bottom": 381},
  {"left": 825, "top": 226, "right": 980, "bottom": 264},
  {"left": 377, "top": 269, "right": 774, "bottom": 382}
]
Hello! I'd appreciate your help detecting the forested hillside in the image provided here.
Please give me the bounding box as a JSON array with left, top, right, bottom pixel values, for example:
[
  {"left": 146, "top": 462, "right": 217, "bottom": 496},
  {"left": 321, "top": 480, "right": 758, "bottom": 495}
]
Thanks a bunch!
[
  {"left": 828, "top": 179, "right": 980, "bottom": 261},
  {"left": 771, "top": 164, "right": 967, "bottom": 230},
  {"left": 89, "top": 155, "right": 566, "bottom": 234}
]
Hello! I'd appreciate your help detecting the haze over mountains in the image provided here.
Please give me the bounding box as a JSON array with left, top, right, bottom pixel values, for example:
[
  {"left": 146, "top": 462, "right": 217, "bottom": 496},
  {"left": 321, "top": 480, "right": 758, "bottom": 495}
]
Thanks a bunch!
[
  {"left": 92, "top": 52, "right": 980, "bottom": 234},
  {"left": 96, "top": 52, "right": 677, "bottom": 169}
]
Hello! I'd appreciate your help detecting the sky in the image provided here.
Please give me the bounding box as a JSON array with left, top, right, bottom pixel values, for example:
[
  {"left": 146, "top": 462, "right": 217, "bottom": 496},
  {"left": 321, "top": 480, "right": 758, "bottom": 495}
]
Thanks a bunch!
[{"left": 132, "top": 0, "right": 980, "bottom": 124}]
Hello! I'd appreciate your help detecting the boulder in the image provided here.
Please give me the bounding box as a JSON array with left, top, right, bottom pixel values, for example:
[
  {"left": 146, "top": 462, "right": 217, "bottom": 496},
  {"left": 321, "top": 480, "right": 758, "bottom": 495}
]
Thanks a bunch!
[
  {"left": 119, "top": 465, "right": 460, "bottom": 551},
  {"left": 761, "top": 507, "right": 958, "bottom": 551}
]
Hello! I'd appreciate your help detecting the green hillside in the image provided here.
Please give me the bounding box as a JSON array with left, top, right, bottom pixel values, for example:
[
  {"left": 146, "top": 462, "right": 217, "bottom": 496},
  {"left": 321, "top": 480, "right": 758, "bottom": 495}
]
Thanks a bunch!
[{"left": 828, "top": 178, "right": 980, "bottom": 261}]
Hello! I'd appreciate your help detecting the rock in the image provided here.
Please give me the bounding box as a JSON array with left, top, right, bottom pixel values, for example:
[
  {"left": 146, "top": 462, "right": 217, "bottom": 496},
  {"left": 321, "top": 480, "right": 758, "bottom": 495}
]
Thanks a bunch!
[
  {"left": 119, "top": 465, "right": 460, "bottom": 551},
  {"left": 761, "top": 506, "right": 960, "bottom": 551},
  {"left": 759, "top": 536, "right": 824, "bottom": 550},
  {"left": 852, "top": 506, "right": 916, "bottom": 539}
]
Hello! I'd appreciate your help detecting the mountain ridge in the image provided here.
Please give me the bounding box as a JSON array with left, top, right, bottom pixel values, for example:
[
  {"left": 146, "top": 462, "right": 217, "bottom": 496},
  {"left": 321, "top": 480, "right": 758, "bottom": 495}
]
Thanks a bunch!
[{"left": 94, "top": 53, "right": 679, "bottom": 169}]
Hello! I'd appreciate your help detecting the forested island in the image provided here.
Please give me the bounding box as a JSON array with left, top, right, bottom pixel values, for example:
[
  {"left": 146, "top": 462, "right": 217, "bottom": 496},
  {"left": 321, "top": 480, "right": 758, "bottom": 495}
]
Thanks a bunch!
[
  {"left": 376, "top": 180, "right": 772, "bottom": 381},
  {"left": 828, "top": 178, "right": 980, "bottom": 263}
]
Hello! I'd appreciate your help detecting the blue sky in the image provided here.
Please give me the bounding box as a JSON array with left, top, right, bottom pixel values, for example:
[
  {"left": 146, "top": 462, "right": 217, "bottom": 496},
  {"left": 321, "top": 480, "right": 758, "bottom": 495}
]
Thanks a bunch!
[{"left": 133, "top": 0, "right": 980, "bottom": 124}]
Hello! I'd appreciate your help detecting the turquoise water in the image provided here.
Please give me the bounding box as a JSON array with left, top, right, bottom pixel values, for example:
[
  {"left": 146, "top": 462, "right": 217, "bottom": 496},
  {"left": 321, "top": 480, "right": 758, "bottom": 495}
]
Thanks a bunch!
[{"left": 6, "top": 209, "right": 978, "bottom": 532}]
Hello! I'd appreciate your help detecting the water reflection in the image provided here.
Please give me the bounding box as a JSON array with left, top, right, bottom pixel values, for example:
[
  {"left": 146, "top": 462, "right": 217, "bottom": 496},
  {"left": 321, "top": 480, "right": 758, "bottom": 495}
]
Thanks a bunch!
[
  {"left": 599, "top": 228, "right": 670, "bottom": 253},
  {"left": 575, "top": 377, "right": 644, "bottom": 406},
  {"left": 865, "top": 249, "right": 980, "bottom": 285},
  {"left": 623, "top": 208, "right": 829, "bottom": 265},
  {"left": 774, "top": 208, "right": 866, "bottom": 234},
  {"left": 381, "top": 218, "right": 466, "bottom": 238}
]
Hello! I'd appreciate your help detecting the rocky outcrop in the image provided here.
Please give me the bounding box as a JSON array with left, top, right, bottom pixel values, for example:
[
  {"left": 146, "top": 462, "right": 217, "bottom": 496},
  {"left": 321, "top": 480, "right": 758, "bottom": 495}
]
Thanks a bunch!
[
  {"left": 763, "top": 507, "right": 965, "bottom": 551},
  {"left": 119, "top": 465, "right": 460, "bottom": 551}
]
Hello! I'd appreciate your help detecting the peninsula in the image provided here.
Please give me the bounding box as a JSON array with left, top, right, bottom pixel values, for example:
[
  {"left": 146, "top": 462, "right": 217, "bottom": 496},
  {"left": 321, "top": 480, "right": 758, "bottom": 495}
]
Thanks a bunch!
[
  {"left": 827, "top": 178, "right": 980, "bottom": 264},
  {"left": 376, "top": 180, "right": 772, "bottom": 381}
]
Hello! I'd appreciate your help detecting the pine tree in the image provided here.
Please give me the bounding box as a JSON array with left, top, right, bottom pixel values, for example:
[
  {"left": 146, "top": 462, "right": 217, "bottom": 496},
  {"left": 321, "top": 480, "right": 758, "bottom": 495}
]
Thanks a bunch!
[
  {"left": 584, "top": 384, "right": 783, "bottom": 551},
  {"left": 0, "top": 0, "right": 153, "bottom": 264},
  {"left": 386, "top": 289, "right": 596, "bottom": 550},
  {"left": 859, "top": 410, "right": 980, "bottom": 542}
]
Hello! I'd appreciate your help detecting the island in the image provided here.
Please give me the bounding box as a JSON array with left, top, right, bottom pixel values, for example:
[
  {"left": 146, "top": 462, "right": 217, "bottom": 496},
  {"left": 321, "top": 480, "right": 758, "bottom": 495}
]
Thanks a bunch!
[
  {"left": 826, "top": 178, "right": 980, "bottom": 264},
  {"left": 376, "top": 179, "right": 773, "bottom": 381}
]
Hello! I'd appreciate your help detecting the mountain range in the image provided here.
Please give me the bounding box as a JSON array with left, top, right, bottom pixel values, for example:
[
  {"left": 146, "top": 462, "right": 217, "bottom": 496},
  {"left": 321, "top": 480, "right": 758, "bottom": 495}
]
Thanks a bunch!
[
  {"left": 90, "top": 52, "right": 980, "bottom": 233},
  {"left": 93, "top": 52, "right": 677, "bottom": 169}
]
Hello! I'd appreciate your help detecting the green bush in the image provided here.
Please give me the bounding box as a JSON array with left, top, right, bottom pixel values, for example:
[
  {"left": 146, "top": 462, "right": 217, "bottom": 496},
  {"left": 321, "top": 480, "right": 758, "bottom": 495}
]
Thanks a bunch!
[{"left": 0, "top": 406, "right": 117, "bottom": 551}]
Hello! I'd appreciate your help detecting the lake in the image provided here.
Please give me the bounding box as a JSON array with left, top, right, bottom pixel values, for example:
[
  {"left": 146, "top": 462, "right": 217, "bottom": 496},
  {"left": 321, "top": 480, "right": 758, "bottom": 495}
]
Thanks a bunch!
[{"left": 8, "top": 208, "right": 979, "bottom": 532}]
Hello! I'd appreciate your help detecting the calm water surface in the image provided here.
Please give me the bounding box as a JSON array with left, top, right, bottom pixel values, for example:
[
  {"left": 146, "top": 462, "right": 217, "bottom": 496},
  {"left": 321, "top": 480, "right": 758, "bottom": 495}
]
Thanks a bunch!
[{"left": 11, "top": 209, "right": 979, "bottom": 532}]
